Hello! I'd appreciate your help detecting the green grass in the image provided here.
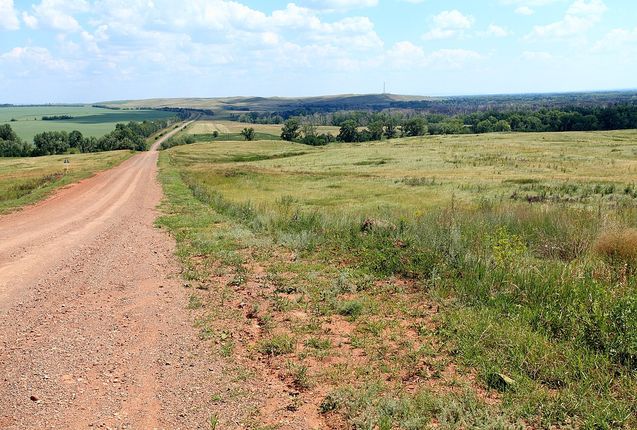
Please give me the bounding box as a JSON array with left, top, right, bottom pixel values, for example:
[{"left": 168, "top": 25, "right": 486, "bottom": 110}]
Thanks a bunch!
[
  {"left": 0, "top": 105, "right": 175, "bottom": 142},
  {"left": 158, "top": 129, "right": 637, "bottom": 428},
  {"left": 0, "top": 150, "right": 134, "bottom": 213}
]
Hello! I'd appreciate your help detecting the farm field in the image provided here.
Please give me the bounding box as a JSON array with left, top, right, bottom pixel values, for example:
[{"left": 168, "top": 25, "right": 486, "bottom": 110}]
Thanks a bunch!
[
  {"left": 0, "top": 150, "right": 134, "bottom": 214},
  {"left": 0, "top": 106, "right": 176, "bottom": 142},
  {"left": 158, "top": 129, "right": 637, "bottom": 428},
  {"left": 185, "top": 120, "right": 340, "bottom": 141}
]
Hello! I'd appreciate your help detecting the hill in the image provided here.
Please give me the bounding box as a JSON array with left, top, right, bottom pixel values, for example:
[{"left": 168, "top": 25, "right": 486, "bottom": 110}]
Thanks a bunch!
[{"left": 99, "top": 91, "right": 637, "bottom": 118}]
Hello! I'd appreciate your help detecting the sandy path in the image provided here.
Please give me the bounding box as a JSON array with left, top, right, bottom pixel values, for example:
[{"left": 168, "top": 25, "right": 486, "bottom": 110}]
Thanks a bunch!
[{"left": 0, "top": 122, "right": 216, "bottom": 429}]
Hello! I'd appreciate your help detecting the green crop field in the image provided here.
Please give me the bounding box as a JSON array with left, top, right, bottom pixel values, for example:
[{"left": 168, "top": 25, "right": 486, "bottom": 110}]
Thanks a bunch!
[
  {"left": 158, "top": 129, "right": 637, "bottom": 428},
  {"left": 0, "top": 150, "right": 134, "bottom": 214},
  {"left": 0, "top": 106, "right": 176, "bottom": 142}
]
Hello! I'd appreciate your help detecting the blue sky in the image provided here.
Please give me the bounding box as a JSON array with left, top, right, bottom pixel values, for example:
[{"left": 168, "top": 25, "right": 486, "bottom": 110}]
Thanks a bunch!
[{"left": 0, "top": 0, "right": 635, "bottom": 103}]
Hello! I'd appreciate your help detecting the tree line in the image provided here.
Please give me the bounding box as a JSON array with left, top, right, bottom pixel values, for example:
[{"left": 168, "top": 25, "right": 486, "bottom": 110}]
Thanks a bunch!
[
  {"left": 277, "top": 104, "right": 637, "bottom": 145},
  {"left": 0, "top": 119, "right": 174, "bottom": 157}
]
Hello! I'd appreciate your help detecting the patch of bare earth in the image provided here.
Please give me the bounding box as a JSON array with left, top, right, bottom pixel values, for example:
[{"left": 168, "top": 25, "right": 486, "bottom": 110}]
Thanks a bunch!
[{"left": 184, "top": 245, "right": 500, "bottom": 429}]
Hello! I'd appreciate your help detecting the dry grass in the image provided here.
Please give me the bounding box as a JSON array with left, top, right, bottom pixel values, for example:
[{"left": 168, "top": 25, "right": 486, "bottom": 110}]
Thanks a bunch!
[
  {"left": 594, "top": 228, "right": 637, "bottom": 267},
  {"left": 0, "top": 150, "right": 134, "bottom": 213},
  {"left": 187, "top": 120, "right": 340, "bottom": 137}
]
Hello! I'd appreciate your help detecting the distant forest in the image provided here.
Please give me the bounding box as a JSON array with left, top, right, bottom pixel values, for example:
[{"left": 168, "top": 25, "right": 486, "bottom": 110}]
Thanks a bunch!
[{"left": 229, "top": 91, "right": 637, "bottom": 139}]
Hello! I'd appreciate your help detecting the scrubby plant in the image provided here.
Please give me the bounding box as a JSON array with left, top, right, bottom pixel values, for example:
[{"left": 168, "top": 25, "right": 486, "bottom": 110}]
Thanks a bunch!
[{"left": 593, "top": 228, "right": 637, "bottom": 269}]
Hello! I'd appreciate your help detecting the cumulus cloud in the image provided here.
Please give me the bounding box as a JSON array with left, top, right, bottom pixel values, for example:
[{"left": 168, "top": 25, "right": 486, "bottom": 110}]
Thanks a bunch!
[
  {"left": 593, "top": 27, "right": 637, "bottom": 52},
  {"left": 423, "top": 9, "right": 474, "bottom": 40},
  {"left": 0, "top": 46, "right": 73, "bottom": 73},
  {"left": 303, "top": 0, "right": 378, "bottom": 11},
  {"left": 387, "top": 41, "right": 482, "bottom": 69},
  {"left": 23, "top": 0, "right": 89, "bottom": 32},
  {"left": 484, "top": 24, "right": 510, "bottom": 37},
  {"left": 528, "top": 0, "right": 607, "bottom": 39},
  {"left": 0, "top": 0, "right": 20, "bottom": 30},
  {"left": 515, "top": 6, "right": 535, "bottom": 15}
]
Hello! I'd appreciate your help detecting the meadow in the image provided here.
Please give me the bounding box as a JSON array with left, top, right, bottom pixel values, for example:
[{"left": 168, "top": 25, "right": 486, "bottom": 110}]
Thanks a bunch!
[
  {"left": 0, "top": 106, "right": 175, "bottom": 142},
  {"left": 158, "top": 127, "right": 637, "bottom": 428},
  {"left": 186, "top": 120, "right": 339, "bottom": 142},
  {"left": 0, "top": 150, "right": 134, "bottom": 213}
]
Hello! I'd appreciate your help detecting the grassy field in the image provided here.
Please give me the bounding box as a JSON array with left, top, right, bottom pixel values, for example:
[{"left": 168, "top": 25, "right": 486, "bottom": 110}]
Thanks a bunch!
[
  {"left": 0, "top": 106, "right": 176, "bottom": 142},
  {"left": 184, "top": 120, "right": 340, "bottom": 142},
  {"left": 0, "top": 150, "right": 134, "bottom": 214},
  {"left": 158, "top": 129, "right": 637, "bottom": 428}
]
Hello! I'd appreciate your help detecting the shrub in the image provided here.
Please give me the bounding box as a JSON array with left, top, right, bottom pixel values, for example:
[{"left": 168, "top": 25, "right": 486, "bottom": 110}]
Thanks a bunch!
[
  {"left": 337, "top": 300, "right": 364, "bottom": 319},
  {"left": 593, "top": 228, "right": 637, "bottom": 269}
]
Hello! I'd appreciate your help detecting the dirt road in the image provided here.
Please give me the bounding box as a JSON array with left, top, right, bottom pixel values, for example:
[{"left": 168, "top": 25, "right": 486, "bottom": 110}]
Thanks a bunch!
[{"left": 0, "top": 122, "right": 216, "bottom": 429}]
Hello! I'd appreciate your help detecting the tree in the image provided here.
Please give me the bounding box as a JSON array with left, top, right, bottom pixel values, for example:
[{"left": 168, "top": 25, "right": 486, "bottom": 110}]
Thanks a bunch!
[
  {"left": 402, "top": 117, "right": 427, "bottom": 137},
  {"left": 337, "top": 120, "right": 358, "bottom": 142},
  {"left": 79, "top": 136, "right": 98, "bottom": 153},
  {"left": 241, "top": 127, "right": 255, "bottom": 141},
  {"left": 384, "top": 118, "right": 399, "bottom": 139},
  {"left": 367, "top": 121, "right": 384, "bottom": 141},
  {"left": 33, "top": 131, "right": 70, "bottom": 156},
  {"left": 494, "top": 120, "right": 512, "bottom": 132},
  {"left": 0, "top": 139, "right": 33, "bottom": 157},
  {"left": 476, "top": 120, "right": 495, "bottom": 134},
  {"left": 0, "top": 124, "right": 18, "bottom": 142},
  {"left": 68, "top": 130, "right": 84, "bottom": 148},
  {"left": 281, "top": 118, "right": 301, "bottom": 141}
]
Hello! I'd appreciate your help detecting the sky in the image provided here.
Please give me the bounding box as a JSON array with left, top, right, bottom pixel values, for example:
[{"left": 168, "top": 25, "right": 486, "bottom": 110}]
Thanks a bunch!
[{"left": 0, "top": 0, "right": 636, "bottom": 103}]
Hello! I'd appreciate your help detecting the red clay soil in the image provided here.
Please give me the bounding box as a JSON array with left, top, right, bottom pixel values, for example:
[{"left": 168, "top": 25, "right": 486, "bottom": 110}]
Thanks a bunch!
[{"left": 0, "top": 126, "right": 222, "bottom": 429}]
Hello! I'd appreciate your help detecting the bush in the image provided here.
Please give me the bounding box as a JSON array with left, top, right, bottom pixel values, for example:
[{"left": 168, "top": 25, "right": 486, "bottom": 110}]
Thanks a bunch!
[
  {"left": 593, "top": 228, "right": 637, "bottom": 268},
  {"left": 0, "top": 139, "right": 33, "bottom": 157},
  {"left": 160, "top": 134, "right": 195, "bottom": 150}
]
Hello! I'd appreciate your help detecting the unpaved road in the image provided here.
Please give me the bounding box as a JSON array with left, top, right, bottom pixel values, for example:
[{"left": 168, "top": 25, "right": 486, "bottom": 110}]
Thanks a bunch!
[{"left": 0, "top": 122, "right": 217, "bottom": 429}]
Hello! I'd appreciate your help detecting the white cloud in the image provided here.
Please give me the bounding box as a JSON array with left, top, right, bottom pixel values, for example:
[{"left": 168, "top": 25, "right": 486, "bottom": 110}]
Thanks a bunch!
[
  {"left": 593, "top": 27, "right": 637, "bottom": 52},
  {"left": 304, "top": 0, "right": 378, "bottom": 11},
  {"left": 26, "top": 0, "right": 89, "bottom": 32},
  {"left": 515, "top": 6, "right": 535, "bottom": 15},
  {"left": 387, "top": 41, "right": 482, "bottom": 69},
  {"left": 528, "top": 0, "right": 607, "bottom": 39},
  {"left": 502, "top": 0, "right": 564, "bottom": 6},
  {"left": 0, "top": 46, "right": 73, "bottom": 73},
  {"left": 423, "top": 9, "right": 474, "bottom": 40},
  {"left": 0, "top": 0, "right": 20, "bottom": 30},
  {"left": 57, "top": 0, "right": 385, "bottom": 81},
  {"left": 484, "top": 24, "right": 510, "bottom": 37}
]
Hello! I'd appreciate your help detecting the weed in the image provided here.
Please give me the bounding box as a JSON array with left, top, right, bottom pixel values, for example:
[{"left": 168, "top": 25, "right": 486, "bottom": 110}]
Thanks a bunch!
[
  {"left": 187, "top": 294, "right": 203, "bottom": 309},
  {"left": 337, "top": 300, "right": 365, "bottom": 319},
  {"left": 208, "top": 414, "right": 219, "bottom": 430},
  {"left": 259, "top": 334, "right": 295, "bottom": 356}
]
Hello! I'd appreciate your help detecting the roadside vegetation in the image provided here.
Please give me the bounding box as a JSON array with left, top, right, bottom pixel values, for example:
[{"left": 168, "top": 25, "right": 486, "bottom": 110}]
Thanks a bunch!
[
  {"left": 158, "top": 128, "right": 637, "bottom": 428},
  {"left": 0, "top": 119, "right": 176, "bottom": 157},
  {"left": 0, "top": 105, "right": 177, "bottom": 142},
  {"left": 0, "top": 150, "right": 133, "bottom": 213},
  {"left": 0, "top": 116, "right": 181, "bottom": 211}
]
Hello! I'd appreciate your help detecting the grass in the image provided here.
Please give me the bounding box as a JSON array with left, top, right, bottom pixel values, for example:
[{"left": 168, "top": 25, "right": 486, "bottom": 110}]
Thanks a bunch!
[
  {"left": 0, "top": 105, "right": 175, "bottom": 142},
  {"left": 0, "top": 150, "right": 134, "bottom": 213},
  {"left": 157, "top": 128, "right": 637, "bottom": 428}
]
